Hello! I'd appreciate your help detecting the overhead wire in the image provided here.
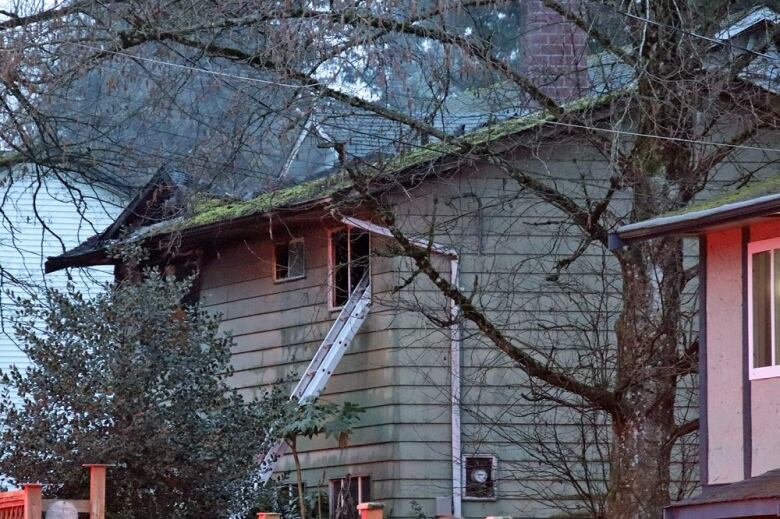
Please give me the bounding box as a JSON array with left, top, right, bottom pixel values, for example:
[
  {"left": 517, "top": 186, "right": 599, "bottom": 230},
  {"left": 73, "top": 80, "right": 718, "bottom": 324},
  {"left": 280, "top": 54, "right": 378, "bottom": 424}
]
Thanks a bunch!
[{"left": 4, "top": 3, "right": 780, "bottom": 182}]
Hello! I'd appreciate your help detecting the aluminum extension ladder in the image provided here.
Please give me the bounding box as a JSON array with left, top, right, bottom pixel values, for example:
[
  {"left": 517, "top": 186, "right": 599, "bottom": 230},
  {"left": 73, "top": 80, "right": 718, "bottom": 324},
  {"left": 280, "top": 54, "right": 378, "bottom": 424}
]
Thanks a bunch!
[{"left": 258, "top": 274, "right": 372, "bottom": 483}]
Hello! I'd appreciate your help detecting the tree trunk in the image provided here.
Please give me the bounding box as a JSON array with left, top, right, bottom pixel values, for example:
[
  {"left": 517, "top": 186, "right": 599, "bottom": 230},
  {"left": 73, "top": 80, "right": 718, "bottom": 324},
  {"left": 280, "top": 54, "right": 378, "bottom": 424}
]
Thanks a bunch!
[
  {"left": 288, "top": 438, "right": 307, "bottom": 519},
  {"left": 605, "top": 410, "right": 675, "bottom": 518},
  {"left": 605, "top": 239, "right": 685, "bottom": 518}
]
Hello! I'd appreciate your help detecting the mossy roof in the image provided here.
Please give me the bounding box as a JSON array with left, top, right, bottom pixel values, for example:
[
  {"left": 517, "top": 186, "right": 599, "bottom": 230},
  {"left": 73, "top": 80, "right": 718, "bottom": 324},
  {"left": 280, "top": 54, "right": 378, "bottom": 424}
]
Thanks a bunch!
[
  {"left": 611, "top": 175, "right": 780, "bottom": 248},
  {"left": 666, "top": 176, "right": 780, "bottom": 216},
  {"left": 171, "top": 89, "right": 622, "bottom": 235}
]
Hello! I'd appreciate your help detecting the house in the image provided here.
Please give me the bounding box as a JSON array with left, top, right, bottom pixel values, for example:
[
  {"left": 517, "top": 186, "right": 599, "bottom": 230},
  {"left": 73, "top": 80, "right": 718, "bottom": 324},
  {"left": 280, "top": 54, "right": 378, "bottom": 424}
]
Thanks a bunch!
[
  {"left": 610, "top": 177, "right": 780, "bottom": 518},
  {"left": 40, "top": 4, "right": 780, "bottom": 519},
  {"left": 41, "top": 3, "right": 613, "bottom": 517},
  {"left": 44, "top": 92, "right": 629, "bottom": 519},
  {"left": 0, "top": 167, "right": 125, "bottom": 402}
]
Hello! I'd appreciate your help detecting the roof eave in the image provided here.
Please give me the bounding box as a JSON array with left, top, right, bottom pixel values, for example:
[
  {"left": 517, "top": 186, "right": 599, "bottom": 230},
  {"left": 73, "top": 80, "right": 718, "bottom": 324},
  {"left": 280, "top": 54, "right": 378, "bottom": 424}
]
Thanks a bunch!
[
  {"left": 664, "top": 497, "right": 780, "bottom": 519},
  {"left": 609, "top": 193, "right": 780, "bottom": 249},
  {"left": 44, "top": 196, "right": 335, "bottom": 273}
]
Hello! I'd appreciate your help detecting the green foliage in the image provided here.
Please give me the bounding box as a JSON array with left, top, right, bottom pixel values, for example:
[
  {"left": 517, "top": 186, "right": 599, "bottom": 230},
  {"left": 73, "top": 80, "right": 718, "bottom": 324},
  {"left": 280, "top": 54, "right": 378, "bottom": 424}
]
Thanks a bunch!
[
  {"left": 279, "top": 400, "right": 364, "bottom": 446},
  {"left": 256, "top": 384, "right": 363, "bottom": 519},
  {"left": 409, "top": 500, "right": 427, "bottom": 519},
  {"left": 0, "top": 266, "right": 268, "bottom": 518}
]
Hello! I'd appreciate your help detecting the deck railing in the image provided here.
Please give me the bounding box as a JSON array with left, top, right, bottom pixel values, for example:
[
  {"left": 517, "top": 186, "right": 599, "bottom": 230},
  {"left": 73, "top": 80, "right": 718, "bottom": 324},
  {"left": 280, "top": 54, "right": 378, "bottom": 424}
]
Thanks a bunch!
[
  {"left": 0, "top": 484, "right": 41, "bottom": 519},
  {"left": 0, "top": 464, "right": 106, "bottom": 519}
]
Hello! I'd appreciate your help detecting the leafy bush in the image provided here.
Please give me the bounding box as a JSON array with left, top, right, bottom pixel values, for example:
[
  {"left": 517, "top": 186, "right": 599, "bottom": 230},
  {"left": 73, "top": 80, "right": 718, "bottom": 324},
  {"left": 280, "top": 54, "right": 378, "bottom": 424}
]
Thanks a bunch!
[{"left": 0, "top": 266, "right": 268, "bottom": 518}]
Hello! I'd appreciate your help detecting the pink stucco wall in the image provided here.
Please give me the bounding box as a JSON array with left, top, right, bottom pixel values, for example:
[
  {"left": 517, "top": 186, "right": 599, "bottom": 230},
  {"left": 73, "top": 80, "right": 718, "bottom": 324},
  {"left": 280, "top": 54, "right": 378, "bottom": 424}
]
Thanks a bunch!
[
  {"left": 706, "top": 221, "right": 780, "bottom": 481},
  {"left": 705, "top": 228, "right": 745, "bottom": 484},
  {"left": 748, "top": 221, "right": 780, "bottom": 475}
]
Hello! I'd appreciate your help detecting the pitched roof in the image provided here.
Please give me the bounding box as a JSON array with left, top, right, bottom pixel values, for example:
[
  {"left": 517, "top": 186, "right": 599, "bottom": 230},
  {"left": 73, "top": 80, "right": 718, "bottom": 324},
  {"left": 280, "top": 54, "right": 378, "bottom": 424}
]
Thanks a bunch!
[
  {"left": 609, "top": 176, "right": 780, "bottom": 249},
  {"left": 46, "top": 90, "right": 622, "bottom": 272},
  {"left": 665, "top": 468, "right": 780, "bottom": 518}
]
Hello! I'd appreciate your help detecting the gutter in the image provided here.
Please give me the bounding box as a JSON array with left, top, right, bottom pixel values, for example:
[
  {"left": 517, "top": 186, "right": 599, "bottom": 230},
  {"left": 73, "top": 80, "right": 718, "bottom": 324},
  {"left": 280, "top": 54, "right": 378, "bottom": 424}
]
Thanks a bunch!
[
  {"left": 339, "top": 216, "right": 463, "bottom": 518},
  {"left": 46, "top": 196, "right": 336, "bottom": 273},
  {"left": 609, "top": 193, "right": 780, "bottom": 249}
]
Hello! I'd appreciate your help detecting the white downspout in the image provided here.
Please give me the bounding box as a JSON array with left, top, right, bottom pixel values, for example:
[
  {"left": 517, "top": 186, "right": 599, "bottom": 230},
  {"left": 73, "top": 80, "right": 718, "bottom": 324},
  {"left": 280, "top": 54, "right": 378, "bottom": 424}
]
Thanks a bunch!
[
  {"left": 338, "top": 216, "right": 462, "bottom": 517},
  {"left": 449, "top": 257, "right": 462, "bottom": 518}
]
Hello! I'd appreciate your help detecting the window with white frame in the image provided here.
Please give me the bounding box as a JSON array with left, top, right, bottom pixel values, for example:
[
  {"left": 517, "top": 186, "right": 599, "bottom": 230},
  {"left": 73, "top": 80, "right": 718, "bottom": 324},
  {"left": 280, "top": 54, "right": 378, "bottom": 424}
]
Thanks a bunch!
[
  {"left": 748, "top": 237, "right": 780, "bottom": 379},
  {"left": 330, "top": 228, "right": 370, "bottom": 307},
  {"left": 329, "top": 475, "right": 370, "bottom": 518},
  {"left": 275, "top": 239, "right": 305, "bottom": 281}
]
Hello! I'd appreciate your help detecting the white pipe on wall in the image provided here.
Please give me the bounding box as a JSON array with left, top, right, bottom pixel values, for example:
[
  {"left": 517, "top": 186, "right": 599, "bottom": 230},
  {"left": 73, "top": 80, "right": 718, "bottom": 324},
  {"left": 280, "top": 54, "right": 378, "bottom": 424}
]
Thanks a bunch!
[
  {"left": 449, "top": 257, "right": 462, "bottom": 518},
  {"left": 338, "top": 216, "right": 462, "bottom": 517}
]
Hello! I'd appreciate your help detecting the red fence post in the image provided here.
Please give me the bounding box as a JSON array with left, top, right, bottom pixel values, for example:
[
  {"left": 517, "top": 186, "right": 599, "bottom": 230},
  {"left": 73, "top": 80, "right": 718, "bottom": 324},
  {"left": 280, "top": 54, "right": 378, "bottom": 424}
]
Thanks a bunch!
[
  {"left": 357, "top": 502, "right": 384, "bottom": 519},
  {"left": 22, "top": 484, "right": 42, "bottom": 519},
  {"left": 84, "top": 464, "right": 107, "bottom": 519},
  {"left": 257, "top": 513, "right": 281, "bottom": 519}
]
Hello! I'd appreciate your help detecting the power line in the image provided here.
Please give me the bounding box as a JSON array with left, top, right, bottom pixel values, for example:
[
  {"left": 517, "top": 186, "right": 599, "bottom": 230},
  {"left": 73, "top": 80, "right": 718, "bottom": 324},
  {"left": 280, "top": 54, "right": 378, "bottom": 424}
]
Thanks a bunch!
[
  {"left": 612, "top": 7, "right": 780, "bottom": 62},
  {"left": 544, "top": 120, "right": 780, "bottom": 154},
  {"left": 70, "top": 42, "right": 317, "bottom": 90}
]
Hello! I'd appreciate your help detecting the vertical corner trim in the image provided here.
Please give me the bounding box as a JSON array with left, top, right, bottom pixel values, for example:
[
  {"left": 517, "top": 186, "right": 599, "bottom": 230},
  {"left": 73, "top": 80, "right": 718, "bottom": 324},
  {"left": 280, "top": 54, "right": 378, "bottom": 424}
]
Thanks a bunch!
[
  {"left": 741, "top": 227, "right": 753, "bottom": 480},
  {"left": 698, "top": 235, "right": 709, "bottom": 487}
]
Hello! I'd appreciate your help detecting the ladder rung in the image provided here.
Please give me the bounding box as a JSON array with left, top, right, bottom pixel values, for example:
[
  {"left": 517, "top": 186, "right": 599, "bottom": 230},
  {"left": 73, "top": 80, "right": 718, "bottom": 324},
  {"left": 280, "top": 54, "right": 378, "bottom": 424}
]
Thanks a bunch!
[{"left": 260, "top": 277, "right": 373, "bottom": 484}]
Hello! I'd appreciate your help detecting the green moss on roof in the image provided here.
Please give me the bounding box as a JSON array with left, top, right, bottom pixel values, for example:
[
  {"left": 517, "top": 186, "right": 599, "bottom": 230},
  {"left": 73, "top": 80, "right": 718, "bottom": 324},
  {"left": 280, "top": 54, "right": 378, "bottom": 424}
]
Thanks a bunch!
[
  {"left": 668, "top": 176, "right": 780, "bottom": 216},
  {"left": 166, "top": 89, "right": 623, "bottom": 234},
  {"left": 180, "top": 174, "right": 353, "bottom": 230},
  {"left": 348, "top": 89, "right": 622, "bottom": 181}
]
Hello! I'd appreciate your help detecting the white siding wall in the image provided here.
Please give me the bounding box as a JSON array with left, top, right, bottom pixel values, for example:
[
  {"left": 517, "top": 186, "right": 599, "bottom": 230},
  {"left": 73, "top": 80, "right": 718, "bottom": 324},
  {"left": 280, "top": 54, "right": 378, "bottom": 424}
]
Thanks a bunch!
[{"left": 0, "top": 172, "right": 124, "bottom": 400}]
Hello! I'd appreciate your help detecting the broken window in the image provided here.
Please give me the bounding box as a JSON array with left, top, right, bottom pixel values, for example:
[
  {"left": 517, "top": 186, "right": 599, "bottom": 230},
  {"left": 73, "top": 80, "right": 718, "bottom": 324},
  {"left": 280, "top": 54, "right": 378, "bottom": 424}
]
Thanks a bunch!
[
  {"left": 275, "top": 239, "right": 305, "bottom": 281},
  {"left": 329, "top": 475, "right": 370, "bottom": 519},
  {"left": 331, "top": 228, "right": 369, "bottom": 307}
]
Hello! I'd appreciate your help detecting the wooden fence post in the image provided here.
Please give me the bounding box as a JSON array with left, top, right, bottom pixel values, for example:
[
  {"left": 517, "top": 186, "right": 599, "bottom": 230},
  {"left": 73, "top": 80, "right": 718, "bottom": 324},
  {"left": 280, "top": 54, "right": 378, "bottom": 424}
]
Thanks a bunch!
[
  {"left": 84, "top": 464, "right": 107, "bottom": 519},
  {"left": 22, "top": 484, "right": 42, "bottom": 519},
  {"left": 357, "top": 502, "right": 384, "bottom": 519}
]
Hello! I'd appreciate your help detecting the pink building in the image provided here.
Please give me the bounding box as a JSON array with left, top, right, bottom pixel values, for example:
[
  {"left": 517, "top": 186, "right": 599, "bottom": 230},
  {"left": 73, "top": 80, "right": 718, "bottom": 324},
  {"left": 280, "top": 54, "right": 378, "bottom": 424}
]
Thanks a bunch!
[{"left": 611, "top": 179, "right": 780, "bottom": 518}]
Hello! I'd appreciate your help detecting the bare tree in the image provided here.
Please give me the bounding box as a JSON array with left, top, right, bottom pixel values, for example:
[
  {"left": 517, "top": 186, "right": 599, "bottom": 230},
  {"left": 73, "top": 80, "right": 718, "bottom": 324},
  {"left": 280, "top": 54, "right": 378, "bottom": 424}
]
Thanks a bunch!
[{"left": 2, "top": 0, "right": 780, "bottom": 517}]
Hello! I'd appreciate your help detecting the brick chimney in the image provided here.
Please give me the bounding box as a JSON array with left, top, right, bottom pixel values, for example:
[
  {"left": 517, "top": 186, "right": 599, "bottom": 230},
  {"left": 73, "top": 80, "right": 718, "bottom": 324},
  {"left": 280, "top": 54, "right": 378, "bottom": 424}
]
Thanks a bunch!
[{"left": 521, "top": 0, "right": 589, "bottom": 101}]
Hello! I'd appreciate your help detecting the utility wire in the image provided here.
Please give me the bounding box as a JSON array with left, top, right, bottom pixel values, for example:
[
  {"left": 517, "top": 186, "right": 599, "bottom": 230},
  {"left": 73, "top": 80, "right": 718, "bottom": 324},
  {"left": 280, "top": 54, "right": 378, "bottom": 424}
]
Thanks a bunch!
[{"left": 70, "top": 42, "right": 317, "bottom": 89}]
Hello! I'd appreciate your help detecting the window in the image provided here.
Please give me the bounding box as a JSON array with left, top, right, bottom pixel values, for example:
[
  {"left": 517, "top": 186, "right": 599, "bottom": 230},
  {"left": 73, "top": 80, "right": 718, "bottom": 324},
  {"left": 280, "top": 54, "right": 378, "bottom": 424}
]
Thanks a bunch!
[
  {"left": 463, "top": 455, "right": 497, "bottom": 500},
  {"left": 748, "top": 238, "right": 780, "bottom": 379},
  {"left": 275, "top": 239, "right": 305, "bottom": 281},
  {"left": 330, "top": 228, "right": 370, "bottom": 307},
  {"left": 329, "top": 475, "right": 370, "bottom": 518}
]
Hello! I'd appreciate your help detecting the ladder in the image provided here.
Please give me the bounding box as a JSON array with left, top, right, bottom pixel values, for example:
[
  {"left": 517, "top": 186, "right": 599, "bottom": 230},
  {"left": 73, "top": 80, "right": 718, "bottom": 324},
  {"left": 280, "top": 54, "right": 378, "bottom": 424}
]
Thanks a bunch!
[{"left": 258, "top": 274, "right": 372, "bottom": 483}]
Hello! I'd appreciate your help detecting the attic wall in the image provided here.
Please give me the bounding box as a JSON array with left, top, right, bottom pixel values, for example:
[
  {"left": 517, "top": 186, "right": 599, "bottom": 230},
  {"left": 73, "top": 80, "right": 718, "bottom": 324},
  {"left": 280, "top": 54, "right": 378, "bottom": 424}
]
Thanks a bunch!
[{"left": 381, "top": 134, "right": 703, "bottom": 518}]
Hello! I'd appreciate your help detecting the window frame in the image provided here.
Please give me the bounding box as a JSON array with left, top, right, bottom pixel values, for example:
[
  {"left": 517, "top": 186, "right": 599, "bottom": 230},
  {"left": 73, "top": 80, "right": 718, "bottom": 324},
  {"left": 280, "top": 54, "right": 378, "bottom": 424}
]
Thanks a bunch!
[
  {"left": 328, "top": 474, "right": 371, "bottom": 518},
  {"left": 462, "top": 454, "right": 498, "bottom": 501},
  {"left": 327, "top": 226, "right": 371, "bottom": 311},
  {"left": 273, "top": 238, "right": 306, "bottom": 283},
  {"left": 748, "top": 236, "right": 780, "bottom": 380}
]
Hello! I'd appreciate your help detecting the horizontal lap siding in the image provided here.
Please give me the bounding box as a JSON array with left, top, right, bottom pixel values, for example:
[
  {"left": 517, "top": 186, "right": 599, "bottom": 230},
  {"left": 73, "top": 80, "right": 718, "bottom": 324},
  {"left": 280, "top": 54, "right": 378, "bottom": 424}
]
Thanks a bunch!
[
  {"left": 198, "top": 224, "right": 452, "bottom": 513},
  {"left": 0, "top": 176, "right": 123, "bottom": 403},
  {"left": 384, "top": 143, "right": 702, "bottom": 518},
  {"left": 201, "top": 132, "right": 709, "bottom": 518}
]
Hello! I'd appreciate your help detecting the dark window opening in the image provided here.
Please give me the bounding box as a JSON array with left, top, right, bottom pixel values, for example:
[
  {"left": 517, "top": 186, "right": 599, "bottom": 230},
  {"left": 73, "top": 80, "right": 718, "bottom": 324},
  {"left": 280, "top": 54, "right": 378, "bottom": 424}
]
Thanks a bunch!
[
  {"left": 331, "top": 229, "right": 370, "bottom": 307},
  {"left": 162, "top": 253, "right": 202, "bottom": 305},
  {"left": 275, "top": 239, "right": 305, "bottom": 281},
  {"left": 329, "top": 475, "right": 370, "bottom": 519}
]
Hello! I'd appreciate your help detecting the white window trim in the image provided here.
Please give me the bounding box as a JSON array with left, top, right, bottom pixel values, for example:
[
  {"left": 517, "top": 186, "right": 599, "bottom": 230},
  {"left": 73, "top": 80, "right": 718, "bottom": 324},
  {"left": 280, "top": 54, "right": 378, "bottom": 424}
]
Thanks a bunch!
[
  {"left": 328, "top": 474, "right": 371, "bottom": 517},
  {"left": 273, "top": 238, "right": 306, "bottom": 283},
  {"left": 462, "top": 454, "right": 498, "bottom": 501},
  {"left": 747, "top": 236, "right": 780, "bottom": 380},
  {"left": 327, "top": 226, "right": 371, "bottom": 311}
]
